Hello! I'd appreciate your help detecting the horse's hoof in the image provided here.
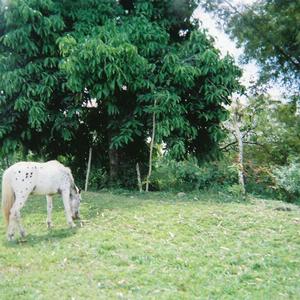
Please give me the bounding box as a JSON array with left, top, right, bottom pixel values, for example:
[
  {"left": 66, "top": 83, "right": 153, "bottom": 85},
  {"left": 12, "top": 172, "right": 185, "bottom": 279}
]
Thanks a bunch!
[
  {"left": 69, "top": 222, "right": 76, "bottom": 228},
  {"left": 20, "top": 230, "right": 26, "bottom": 238},
  {"left": 47, "top": 222, "right": 53, "bottom": 229},
  {"left": 7, "top": 233, "right": 14, "bottom": 241},
  {"left": 72, "top": 212, "right": 80, "bottom": 220},
  {"left": 18, "top": 238, "right": 27, "bottom": 243}
]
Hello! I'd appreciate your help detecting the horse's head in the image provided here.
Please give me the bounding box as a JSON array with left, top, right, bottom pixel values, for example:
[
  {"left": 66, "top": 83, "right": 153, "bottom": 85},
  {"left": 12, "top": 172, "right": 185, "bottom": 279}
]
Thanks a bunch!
[{"left": 70, "top": 185, "right": 81, "bottom": 220}]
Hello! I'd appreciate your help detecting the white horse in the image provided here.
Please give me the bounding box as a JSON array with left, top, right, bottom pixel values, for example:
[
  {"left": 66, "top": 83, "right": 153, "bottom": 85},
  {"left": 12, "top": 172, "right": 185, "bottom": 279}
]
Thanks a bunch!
[{"left": 1, "top": 160, "right": 81, "bottom": 241}]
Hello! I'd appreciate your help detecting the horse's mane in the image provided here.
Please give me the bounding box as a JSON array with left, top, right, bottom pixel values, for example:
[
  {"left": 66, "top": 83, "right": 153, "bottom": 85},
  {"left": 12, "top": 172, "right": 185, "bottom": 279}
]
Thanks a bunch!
[{"left": 65, "top": 167, "right": 75, "bottom": 184}]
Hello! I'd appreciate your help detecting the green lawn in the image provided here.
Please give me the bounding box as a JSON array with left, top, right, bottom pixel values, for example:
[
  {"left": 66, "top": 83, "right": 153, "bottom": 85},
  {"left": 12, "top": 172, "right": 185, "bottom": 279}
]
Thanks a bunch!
[{"left": 0, "top": 191, "right": 299, "bottom": 299}]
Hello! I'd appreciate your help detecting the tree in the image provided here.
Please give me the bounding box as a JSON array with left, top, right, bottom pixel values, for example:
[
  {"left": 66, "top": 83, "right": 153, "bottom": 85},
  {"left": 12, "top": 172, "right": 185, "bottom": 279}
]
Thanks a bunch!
[
  {"left": 232, "top": 100, "right": 246, "bottom": 196},
  {"left": 201, "top": 0, "right": 300, "bottom": 89},
  {"left": 59, "top": 1, "right": 242, "bottom": 181},
  {"left": 223, "top": 95, "right": 300, "bottom": 164},
  {"left": 244, "top": 96, "right": 300, "bottom": 166},
  {"left": 0, "top": 0, "right": 86, "bottom": 156},
  {"left": 0, "top": 0, "right": 126, "bottom": 176},
  {"left": 0, "top": 0, "right": 242, "bottom": 186}
]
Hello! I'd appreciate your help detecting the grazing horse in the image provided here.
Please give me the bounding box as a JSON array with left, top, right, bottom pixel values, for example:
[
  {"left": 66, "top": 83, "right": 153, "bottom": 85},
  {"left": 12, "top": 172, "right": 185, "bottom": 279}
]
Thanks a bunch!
[{"left": 1, "top": 160, "right": 81, "bottom": 241}]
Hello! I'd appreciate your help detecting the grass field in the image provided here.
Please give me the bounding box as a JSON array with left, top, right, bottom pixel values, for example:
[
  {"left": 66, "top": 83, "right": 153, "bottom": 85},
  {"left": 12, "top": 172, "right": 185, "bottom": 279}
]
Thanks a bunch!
[{"left": 0, "top": 191, "right": 299, "bottom": 299}]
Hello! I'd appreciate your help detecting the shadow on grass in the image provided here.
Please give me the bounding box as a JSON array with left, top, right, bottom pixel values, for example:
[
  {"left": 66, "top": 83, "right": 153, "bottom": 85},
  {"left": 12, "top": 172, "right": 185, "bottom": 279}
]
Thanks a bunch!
[{"left": 3, "top": 227, "right": 78, "bottom": 248}]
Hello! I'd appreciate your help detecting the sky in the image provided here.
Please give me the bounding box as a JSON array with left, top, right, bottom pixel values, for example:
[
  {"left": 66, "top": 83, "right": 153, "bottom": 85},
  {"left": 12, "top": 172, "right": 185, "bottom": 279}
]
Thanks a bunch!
[{"left": 193, "top": 0, "right": 282, "bottom": 99}]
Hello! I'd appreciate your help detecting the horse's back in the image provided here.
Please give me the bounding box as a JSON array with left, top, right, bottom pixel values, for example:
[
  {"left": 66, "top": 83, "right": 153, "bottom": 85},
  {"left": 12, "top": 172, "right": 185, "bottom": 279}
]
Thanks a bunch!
[
  {"left": 3, "top": 161, "right": 39, "bottom": 178},
  {"left": 46, "top": 160, "right": 64, "bottom": 167},
  {"left": 6, "top": 160, "right": 63, "bottom": 172},
  {"left": 3, "top": 160, "right": 72, "bottom": 195},
  {"left": 35, "top": 161, "right": 74, "bottom": 194}
]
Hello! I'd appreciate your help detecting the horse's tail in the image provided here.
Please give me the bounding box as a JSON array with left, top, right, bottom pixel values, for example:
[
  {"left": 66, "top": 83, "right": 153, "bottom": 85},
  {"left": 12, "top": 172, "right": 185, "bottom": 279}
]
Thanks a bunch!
[{"left": 2, "top": 171, "right": 14, "bottom": 226}]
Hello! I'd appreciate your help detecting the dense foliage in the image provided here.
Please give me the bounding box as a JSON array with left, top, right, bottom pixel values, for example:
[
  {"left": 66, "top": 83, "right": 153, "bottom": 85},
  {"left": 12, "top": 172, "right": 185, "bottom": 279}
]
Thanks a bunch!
[
  {"left": 202, "top": 0, "right": 300, "bottom": 87},
  {"left": 198, "top": 0, "right": 300, "bottom": 200},
  {"left": 0, "top": 0, "right": 241, "bottom": 186},
  {"left": 273, "top": 161, "right": 300, "bottom": 201},
  {"left": 224, "top": 96, "right": 300, "bottom": 166},
  {"left": 219, "top": 95, "right": 300, "bottom": 199},
  {"left": 151, "top": 157, "right": 237, "bottom": 192}
]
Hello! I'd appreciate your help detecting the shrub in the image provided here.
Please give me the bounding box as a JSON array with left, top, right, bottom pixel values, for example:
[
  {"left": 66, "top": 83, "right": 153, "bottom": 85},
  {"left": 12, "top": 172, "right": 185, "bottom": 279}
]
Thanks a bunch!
[
  {"left": 88, "top": 167, "right": 109, "bottom": 190},
  {"left": 150, "top": 157, "right": 238, "bottom": 192},
  {"left": 226, "top": 184, "right": 245, "bottom": 197},
  {"left": 244, "top": 161, "right": 275, "bottom": 197},
  {"left": 273, "top": 162, "right": 300, "bottom": 201}
]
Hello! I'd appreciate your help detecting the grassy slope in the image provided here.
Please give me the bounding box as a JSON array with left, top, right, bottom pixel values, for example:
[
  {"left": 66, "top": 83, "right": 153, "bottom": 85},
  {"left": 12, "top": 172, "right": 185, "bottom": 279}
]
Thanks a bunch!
[{"left": 0, "top": 191, "right": 299, "bottom": 299}]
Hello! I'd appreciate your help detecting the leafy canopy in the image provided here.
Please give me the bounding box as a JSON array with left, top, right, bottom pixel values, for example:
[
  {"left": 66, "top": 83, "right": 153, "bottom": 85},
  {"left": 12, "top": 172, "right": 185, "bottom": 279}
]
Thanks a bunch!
[
  {"left": 59, "top": 3, "right": 242, "bottom": 159},
  {"left": 201, "top": 0, "right": 300, "bottom": 88},
  {"left": 0, "top": 0, "right": 241, "bottom": 171}
]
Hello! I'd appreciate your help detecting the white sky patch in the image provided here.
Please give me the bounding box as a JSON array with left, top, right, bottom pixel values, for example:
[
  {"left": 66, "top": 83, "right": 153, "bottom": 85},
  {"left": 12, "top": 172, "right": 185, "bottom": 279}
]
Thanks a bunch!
[
  {"left": 85, "top": 98, "right": 98, "bottom": 108},
  {"left": 193, "top": 1, "right": 283, "bottom": 100}
]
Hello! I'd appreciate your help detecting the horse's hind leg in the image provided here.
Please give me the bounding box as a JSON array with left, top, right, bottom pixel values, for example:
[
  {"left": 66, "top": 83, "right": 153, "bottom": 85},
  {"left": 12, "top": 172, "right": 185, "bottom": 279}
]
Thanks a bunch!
[
  {"left": 46, "top": 195, "right": 53, "bottom": 229},
  {"left": 7, "top": 195, "right": 27, "bottom": 240}
]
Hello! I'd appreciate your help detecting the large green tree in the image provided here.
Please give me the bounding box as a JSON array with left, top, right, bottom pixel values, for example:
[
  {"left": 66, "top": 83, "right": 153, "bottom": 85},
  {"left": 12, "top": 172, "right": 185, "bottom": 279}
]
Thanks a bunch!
[{"left": 0, "top": 0, "right": 241, "bottom": 185}]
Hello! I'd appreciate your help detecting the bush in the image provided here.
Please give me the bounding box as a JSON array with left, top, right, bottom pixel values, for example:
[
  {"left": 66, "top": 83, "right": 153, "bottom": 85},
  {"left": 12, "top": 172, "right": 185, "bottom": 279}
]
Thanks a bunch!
[
  {"left": 88, "top": 167, "right": 109, "bottom": 190},
  {"left": 244, "top": 161, "right": 275, "bottom": 197},
  {"left": 226, "top": 184, "right": 245, "bottom": 197},
  {"left": 273, "top": 162, "right": 300, "bottom": 201},
  {"left": 150, "top": 157, "right": 238, "bottom": 192}
]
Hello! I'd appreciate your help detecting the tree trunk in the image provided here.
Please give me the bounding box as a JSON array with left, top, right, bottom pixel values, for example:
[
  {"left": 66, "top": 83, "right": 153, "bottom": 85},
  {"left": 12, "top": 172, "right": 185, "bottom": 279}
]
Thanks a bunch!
[
  {"left": 107, "top": 128, "right": 119, "bottom": 184},
  {"left": 233, "top": 111, "right": 246, "bottom": 197},
  {"left": 108, "top": 147, "right": 119, "bottom": 184},
  {"left": 136, "top": 162, "right": 143, "bottom": 192},
  {"left": 106, "top": 112, "right": 120, "bottom": 185},
  {"left": 84, "top": 147, "right": 92, "bottom": 192},
  {"left": 145, "top": 99, "right": 156, "bottom": 192}
]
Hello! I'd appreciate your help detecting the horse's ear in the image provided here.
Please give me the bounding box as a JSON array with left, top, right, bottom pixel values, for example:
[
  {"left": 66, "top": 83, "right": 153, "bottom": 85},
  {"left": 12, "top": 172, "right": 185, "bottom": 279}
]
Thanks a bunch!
[{"left": 74, "top": 185, "right": 81, "bottom": 194}]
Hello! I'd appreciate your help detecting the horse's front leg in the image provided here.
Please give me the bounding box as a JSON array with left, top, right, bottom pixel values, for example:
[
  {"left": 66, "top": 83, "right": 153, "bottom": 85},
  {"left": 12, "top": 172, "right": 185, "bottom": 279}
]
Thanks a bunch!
[
  {"left": 7, "top": 195, "right": 27, "bottom": 241},
  {"left": 61, "top": 190, "right": 76, "bottom": 228},
  {"left": 46, "top": 195, "right": 53, "bottom": 229}
]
